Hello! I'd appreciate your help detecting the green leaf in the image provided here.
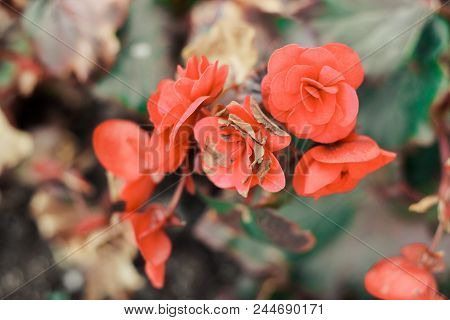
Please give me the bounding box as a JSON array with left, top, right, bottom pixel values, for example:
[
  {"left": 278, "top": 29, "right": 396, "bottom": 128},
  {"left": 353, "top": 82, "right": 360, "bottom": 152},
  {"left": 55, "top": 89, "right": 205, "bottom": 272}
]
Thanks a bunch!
[
  {"left": 94, "top": 0, "right": 173, "bottom": 113},
  {"left": 0, "top": 61, "right": 17, "bottom": 87},
  {"left": 357, "top": 17, "right": 448, "bottom": 149},
  {"left": 199, "top": 194, "right": 235, "bottom": 215},
  {"left": 311, "top": 0, "right": 431, "bottom": 76},
  {"left": 277, "top": 193, "right": 356, "bottom": 254}
]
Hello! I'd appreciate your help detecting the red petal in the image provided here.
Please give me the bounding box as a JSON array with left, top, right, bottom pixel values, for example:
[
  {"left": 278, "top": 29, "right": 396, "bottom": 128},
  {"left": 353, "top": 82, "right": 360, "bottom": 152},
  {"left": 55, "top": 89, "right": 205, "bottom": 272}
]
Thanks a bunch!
[
  {"left": 348, "top": 149, "right": 396, "bottom": 179},
  {"left": 128, "top": 204, "right": 167, "bottom": 238},
  {"left": 269, "top": 71, "right": 301, "bottom": 111},
  {"left": 285, "top": 65, "right": 316, "bottom": 94},
  {"left": 146, "top": 129, "right": 190, "bottom": 174},
  {"left": 293, "top": 153, "right": 343, "bottom": 195},
  {"left": 310, "top": 134, "right": 381, "bottom": 164},
  {"left": 121, "top": 176, "right": 155, "bottom": 211},
  {"left": 335, "top": 82, "right": 359, "bottom": 126},
  {"left": 318, "top": 65, "right": 345, "bottom": 86},
  {"left": 365, "top": 256, "right": 438, "bottom": 300},
  {"left": 148, "top": 79, "right": 172, "bottom": 127},
  {"left": 267, "top": 44, "right": 306, "bottom": 74},
  {"left": 303, "top": 90, "right": 336, "bottom": 125},
  {"left": 138, "top": 229, "right": 171, "bottom": 266},
  {"left": 93, "top": 120, "right": 145, "bottom": 181},
  {"left": 298, "top": 47, "right": 338, "bottom": 71},
  {"left": 260, "top": 153, "right": 286, "bottom": 192},
  {"left": 169, "top": 95, "right": 208, "bottom": 148},
  {"left": 145, "top": 261, "right": 166, "bottom": 289},
  {"left": 323, "top": 43, "right": 364, "bottom": 89}
]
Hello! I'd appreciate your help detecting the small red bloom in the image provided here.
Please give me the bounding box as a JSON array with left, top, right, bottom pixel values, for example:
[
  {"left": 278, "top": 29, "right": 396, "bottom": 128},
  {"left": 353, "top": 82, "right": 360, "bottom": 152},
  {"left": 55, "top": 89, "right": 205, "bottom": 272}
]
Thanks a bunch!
[
  {"left": 194, "top": 96, "right": 291, "bottom": 197},
  {"left": 147, "top": 56, "right": 228, "bottom": 174},
  {"left": 128, "top": 204, "right": 171, "bottom": 289},
  {"left": 293, "top": 133, "right": 395, "bottom": 199},
  {"left": 261, "top": 43, "right": 364, "bottom": 143},
  {"left": 365, "top": 243, "right": 444, "bottom": 300},
  {"left": 93, "top": 120, "right": 155, "bottom": 211}
]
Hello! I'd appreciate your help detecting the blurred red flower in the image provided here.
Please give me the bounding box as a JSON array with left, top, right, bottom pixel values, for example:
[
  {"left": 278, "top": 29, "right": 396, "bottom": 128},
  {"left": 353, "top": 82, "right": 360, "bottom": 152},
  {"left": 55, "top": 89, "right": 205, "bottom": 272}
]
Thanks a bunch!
[
  {"left": 147, "top": 56, "right": 228, "bottom": 174},
  {"left": 365, "top": 243, "right": 444, "bottom": 300},
  {"left": 261, "top": 43, "right": 364, "bottom": 143},
  {"left": 93, "top": 119, "right": 155, "bottom": 211},
  {"left": 127, "top": 204, "right": 171, "bottom": 289},
  {"left": 194, "top": 96, "right": 291, "bottom": 197},
  {"left": 293, "top": 133, "right": 395, "bottom": 199}
]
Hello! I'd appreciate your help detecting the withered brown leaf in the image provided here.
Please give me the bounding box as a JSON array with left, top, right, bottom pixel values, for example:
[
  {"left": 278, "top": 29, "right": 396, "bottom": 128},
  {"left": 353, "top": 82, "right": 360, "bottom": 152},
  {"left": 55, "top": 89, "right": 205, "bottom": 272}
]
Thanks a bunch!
[{"left": 182, "top": 1, "right": 258, "bottom": 84}]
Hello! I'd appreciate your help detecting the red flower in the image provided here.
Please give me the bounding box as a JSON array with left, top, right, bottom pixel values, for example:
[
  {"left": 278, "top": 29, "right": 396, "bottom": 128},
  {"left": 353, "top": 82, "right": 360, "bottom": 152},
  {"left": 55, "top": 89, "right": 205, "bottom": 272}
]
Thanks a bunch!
[
  {"left": 261, "top": 43, "right": 364, "bottom": 143},
  {"left": 128, "top": 204, "right": 171, "bottom": 289},
  {"left": 147, "top": 56, "right": 228, "bottom": 174},
  {"left": 93, "top": 120, "right": 155, "bottom": 211},
  {"left": 365, "top": 243, "right": 444, "bottom": 300},
  {"left": 293, "top": 133, "right": 395, "bottom": 199},
  {"left": 194, "top": 96, "right": 291, "bottom": 197}
]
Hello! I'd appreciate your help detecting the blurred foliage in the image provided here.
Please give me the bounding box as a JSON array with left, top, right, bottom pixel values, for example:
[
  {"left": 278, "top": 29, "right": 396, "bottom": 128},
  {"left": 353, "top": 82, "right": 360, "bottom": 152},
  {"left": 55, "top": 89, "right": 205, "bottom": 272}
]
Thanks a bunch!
[
  {"left": 95, "top": 0, "right": 172, "bottom": 113},
  {"left": 312, "top": 0, "right": 431, "bottom": 77},
  {"left": 358, "top": 16, "right": 449, "bottom": 149},
  {"left": 278, "top": 193, "right": 357, "bottom": 254}
]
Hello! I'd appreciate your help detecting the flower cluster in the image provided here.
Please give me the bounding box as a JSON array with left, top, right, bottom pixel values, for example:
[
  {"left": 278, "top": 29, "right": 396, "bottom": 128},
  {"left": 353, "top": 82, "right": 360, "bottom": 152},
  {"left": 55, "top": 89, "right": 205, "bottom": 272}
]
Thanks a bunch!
[
  {"left": 365, "top": 243, "right": 444, "bottom": 300},
  {"left": 93, "top": 44, "right": 397, "bottom": 289}
]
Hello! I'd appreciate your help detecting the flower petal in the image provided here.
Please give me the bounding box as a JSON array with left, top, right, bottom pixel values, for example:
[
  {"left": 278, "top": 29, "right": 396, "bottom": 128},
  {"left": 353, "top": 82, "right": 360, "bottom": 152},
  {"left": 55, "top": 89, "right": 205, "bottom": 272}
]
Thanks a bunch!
[
  {"left": 323, "top": 43, "right": 364, "bottom": 89},
  {"left": 93, "top": 120, "right": 144, "bottom": 181},
  {"left": 145, "top": 261, "right": 166, "bottom": 289},
  {"left": 138, "top": 229, "right": 171, "bottom": 266},
  {"left": 310, "top": 134, "right": 381, "bottom": 163}
]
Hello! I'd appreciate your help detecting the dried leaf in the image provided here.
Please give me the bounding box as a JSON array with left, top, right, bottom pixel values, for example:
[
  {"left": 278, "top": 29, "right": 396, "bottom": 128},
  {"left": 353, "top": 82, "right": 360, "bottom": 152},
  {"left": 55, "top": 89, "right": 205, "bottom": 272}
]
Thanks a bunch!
[
  {"left": 250, "top": 99, "right": 289, "bottom": 137},
  {"left": 255, "top": 158, "right": 271, "bottom": 182},
  {"left": 203, "top": 139, "right": 228, "bottom": 168},
  {"left": 227, "top": 113, "right": 257, "bottom": 140},
  {"left": 183, "top": 1, "right": 258, "bottom": 84},
  {"left": 251, "top": 208, "right": 316, "bottom": 253},
  {"left": 0, "top": 108, "right": 33, "bottom": 174},
  {"left": 252, "top": 141, "right": 265, "bottom": 166},
  {"left": 236, "top": 0, "right": 314, "bottom": 15},
  {"left": 24, "top": 0, "right": 130, "bottom": 81},
  {"left": 55, "top": 219, "right": 144, "bottom": 299},
  {"left": 409, "top": 195, "right": 439, "bottom": 214}
]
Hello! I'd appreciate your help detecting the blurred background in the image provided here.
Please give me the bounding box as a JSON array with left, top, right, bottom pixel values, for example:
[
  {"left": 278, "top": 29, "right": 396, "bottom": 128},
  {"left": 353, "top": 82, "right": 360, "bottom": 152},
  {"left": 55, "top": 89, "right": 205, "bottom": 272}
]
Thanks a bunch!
[{"left": 0, "top": 0, "right": 449, "bottom": 299}]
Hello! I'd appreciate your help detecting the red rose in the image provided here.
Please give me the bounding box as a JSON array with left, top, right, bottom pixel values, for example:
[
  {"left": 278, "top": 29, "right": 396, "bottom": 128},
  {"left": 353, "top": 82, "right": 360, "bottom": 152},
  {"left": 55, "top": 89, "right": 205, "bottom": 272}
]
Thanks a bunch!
[
  {"left": 194, "top": 96, "right": 291, "bottom": 197},
  {"left": 147, "top": 56, "right": 228, "bottom": 174},
  {"left": 293, "top": 133, "right": 395, "bottom": 199},
  {"left": 261, "top": 43, "right": 364, "bottom": 143},
  {"left": 93, "top": 120, "right": 155, "bottom": 211},
  {"left": 365, "top": 243, "right": 444, "bottom": 300}
]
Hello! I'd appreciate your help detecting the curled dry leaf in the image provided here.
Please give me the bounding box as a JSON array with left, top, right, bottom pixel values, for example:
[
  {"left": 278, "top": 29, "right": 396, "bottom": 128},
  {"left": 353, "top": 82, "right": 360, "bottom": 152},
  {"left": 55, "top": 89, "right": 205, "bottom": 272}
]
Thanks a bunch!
[
  {"left": 0, "top": 108, "right": 33, "bottom": 174},
  {"left": 30, "top": 187, "right": 84, "bottom": 239},
  {"left": 409, "top": 195, "right": 439, "bottom": 214},
  {"left": 182, "top": 1, "right": 258, "bottom": 84},
  {"left": 24, "top": 0, "right": 131, "bottom": 81},
  {"left": 30, "top": 187, "right": 144, "bottom": 299},
  {"left": 55, "top": 218, "right": 144, "bottom": 299},
  {"left": 244, "top": 207, "right": 316, "bottom": 253},
  {"left": 236, "top": 0, "right": 315, "bottom": 16}
]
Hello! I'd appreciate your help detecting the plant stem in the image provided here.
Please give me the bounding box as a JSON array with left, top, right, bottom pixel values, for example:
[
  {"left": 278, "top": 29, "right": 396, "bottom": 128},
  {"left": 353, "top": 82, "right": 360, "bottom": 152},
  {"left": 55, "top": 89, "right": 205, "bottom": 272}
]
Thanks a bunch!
[
  {"left": 429, "top": 93, "right": 449, "bottom": 251},
  {"left": 166, "top": 176, "right": 187, "bottom": 216},
  {"left": 430, "top": 221, "right": 445, "bottom": 251}
]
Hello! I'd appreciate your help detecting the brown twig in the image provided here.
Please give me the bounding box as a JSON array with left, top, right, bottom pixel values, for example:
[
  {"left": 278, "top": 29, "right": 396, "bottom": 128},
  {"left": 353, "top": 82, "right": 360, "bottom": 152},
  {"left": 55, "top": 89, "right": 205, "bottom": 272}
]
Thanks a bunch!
[{"left": 429, "top": 93, "right": 449, "bottom": 251}]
